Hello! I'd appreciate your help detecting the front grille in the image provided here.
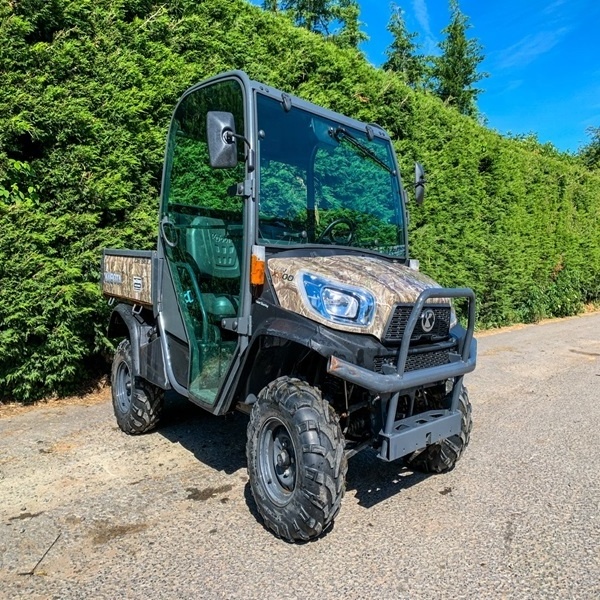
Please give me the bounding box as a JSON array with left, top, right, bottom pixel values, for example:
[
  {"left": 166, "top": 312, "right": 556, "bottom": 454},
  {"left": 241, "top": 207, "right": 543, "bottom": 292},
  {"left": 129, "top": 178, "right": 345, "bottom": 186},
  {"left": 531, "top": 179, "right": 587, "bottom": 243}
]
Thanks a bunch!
[
  {"left": 374, "top": 349, "right": 451, "bottom": 373},
  {"left": 384, "top": 304, "right": 451, "bottom": 342},
  {"left": 406, "top": 349, "right": 451, "bottom": 371}
]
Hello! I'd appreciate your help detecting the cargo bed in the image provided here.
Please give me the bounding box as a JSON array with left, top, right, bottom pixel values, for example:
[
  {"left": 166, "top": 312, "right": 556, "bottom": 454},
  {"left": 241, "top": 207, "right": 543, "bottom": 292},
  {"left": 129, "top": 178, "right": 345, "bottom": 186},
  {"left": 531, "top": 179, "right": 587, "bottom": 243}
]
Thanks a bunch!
[{"left": 102, "top": 249, "right": 156, "bottom": 307}]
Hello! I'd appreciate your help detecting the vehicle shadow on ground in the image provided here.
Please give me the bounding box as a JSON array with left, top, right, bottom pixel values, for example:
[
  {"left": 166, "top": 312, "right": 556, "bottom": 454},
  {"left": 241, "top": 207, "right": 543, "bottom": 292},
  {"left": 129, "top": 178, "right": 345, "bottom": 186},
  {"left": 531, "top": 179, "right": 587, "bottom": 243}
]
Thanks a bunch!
[
  {"left": 155, "top": 393, "right": 432, "bottom": 520},
  {"left": 156, "top": 393, "right": 272, "bottom": 534},
  {"left": 346, "top": 449, "right": 431, "bottom": 509},
  {"left": 156, "top": 391, "right": 249, "bottom": 475}
]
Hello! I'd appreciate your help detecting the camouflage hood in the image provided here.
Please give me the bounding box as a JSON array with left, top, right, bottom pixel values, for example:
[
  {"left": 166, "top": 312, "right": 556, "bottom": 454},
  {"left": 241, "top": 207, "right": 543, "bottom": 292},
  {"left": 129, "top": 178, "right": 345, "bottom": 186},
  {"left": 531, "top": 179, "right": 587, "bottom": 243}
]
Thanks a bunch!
[{"left": 267, "top": 255, "right": 447, "bottom": 339}]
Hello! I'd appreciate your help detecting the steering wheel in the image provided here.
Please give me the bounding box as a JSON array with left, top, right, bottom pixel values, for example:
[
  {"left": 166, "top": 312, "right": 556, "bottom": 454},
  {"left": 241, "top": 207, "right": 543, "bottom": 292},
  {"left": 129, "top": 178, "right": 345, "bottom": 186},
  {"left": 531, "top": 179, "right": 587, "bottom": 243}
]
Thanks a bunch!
[{"left": 316, "top": 217, "right": 355, "bottom": 245}]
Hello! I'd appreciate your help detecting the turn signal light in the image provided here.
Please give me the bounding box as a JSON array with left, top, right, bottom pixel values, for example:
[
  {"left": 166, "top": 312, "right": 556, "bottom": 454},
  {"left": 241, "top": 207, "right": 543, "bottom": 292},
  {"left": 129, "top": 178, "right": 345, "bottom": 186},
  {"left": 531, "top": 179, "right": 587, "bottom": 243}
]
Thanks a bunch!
[{"left": 251, "top": 245, "right": 265, "bottom": 286}]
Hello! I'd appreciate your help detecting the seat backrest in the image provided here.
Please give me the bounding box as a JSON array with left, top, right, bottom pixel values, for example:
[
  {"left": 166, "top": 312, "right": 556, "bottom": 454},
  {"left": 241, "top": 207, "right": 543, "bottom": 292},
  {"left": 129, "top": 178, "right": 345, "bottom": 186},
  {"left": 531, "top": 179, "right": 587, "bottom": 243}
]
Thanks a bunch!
[{"left": 186, "top": 216, "right": 240, "bottom": 279}]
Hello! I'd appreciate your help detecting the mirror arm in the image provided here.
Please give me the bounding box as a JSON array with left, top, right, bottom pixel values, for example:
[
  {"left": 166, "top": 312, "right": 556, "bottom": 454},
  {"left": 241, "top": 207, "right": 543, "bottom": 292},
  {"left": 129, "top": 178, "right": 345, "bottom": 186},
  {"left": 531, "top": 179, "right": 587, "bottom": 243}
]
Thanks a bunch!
[{"left": 225, "top": 131, "right": 255, "bottom": 172}]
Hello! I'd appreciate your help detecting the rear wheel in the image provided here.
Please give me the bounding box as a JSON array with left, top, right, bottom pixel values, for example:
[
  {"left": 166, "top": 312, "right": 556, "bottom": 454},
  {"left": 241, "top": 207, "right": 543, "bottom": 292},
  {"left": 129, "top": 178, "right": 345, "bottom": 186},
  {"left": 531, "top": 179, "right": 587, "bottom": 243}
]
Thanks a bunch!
[
  {"left": 111, "top": 339, "right": 164, "bottom": 435},
  {"left": 246, "top": 377, "right": 347, "bottom": 542},
  {"left": 406, "top": 385, "right": 472, "bottom": 473}
]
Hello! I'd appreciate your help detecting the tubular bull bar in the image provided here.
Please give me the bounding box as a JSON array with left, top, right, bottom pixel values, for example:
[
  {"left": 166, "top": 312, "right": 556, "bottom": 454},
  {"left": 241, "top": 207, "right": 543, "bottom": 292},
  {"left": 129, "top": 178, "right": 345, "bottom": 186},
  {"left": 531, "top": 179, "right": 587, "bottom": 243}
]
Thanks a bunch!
[{"left": 327, "top": 287, "right": 477, "bottom": 462}]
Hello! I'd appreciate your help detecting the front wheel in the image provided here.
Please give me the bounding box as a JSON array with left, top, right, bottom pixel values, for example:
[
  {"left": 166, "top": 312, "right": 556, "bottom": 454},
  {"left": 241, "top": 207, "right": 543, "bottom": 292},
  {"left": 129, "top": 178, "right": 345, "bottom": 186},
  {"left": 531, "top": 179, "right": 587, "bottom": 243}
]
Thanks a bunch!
[
  {"left": 246, "top": 377, "right": 347, "bottom": 542},
  {"left": 406, "top": 385, "right": 472, "bottom": 473},
  {"left": 111, "top": 339, "right": 164, "bottom": 435}
]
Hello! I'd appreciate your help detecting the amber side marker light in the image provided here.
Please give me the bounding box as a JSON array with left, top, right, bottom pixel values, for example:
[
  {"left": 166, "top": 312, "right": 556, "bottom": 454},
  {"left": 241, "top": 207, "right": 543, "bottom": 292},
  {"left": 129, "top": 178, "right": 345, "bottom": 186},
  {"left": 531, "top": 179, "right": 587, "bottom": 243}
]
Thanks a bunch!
[{"left": 251, "top": 245, "right": 266, "bottom": 286}]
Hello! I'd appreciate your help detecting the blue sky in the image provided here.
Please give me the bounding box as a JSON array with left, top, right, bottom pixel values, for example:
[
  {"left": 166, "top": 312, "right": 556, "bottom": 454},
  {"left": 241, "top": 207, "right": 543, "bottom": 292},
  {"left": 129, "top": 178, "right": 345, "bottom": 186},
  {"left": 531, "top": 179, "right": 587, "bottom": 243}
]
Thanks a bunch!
[
  {"left": 357, "top": 0, "right": 600, "bottom": 153},
  {"left": 250, "top": 1, "right": 600, "bottom": 153}
]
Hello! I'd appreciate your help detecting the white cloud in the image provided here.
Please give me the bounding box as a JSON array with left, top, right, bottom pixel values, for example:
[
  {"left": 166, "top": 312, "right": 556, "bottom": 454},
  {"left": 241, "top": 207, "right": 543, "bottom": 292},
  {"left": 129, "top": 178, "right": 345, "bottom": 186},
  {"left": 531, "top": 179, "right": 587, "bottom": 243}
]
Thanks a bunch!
[
  {"left": 505, "top": 79, "right": 524, "bottom": 93},
  {"left": 412, "top": 0, "right": 437, "bottom": 54},
  {"left": 412, "top": 0, "right": 432, "bottom": 35},
  {"left": 496, "top": 28, "right": 571, "bottom": 69},
  {"left": 542, "top": 0, "right": 568, "bottom": 16}
]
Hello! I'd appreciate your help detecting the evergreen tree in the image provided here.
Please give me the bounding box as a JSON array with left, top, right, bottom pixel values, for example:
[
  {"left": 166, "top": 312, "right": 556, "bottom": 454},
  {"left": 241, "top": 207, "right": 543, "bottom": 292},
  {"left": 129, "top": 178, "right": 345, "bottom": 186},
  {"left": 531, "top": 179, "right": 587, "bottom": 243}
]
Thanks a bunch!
[
  {"left": 433, "top": 0, "right": 486, "bottom": 116},
  {"left": 579, "top": 126, "right": 600, "bottom": 170},
  {"left": 383, "top": 5, "right": 427, "bottom": 87},
  {"left": 264, "top": 0, "right": 365, "bottom": 47},
  {"left": 280, "top": 0, "right": 332, "bottom": 32},
  {"left": 330, "top": 0, "right": 367, "bottom": 49}
]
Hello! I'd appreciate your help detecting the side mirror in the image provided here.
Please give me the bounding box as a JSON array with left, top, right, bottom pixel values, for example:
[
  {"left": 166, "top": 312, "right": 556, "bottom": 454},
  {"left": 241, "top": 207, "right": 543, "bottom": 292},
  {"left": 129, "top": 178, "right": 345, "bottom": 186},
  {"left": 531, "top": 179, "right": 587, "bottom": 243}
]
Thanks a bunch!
[
  {"left": 415, "top": 162, "right": 426, "bottom": 205},
  {"left": 207, "top": 111, "right": 238, "bottom": 169}
]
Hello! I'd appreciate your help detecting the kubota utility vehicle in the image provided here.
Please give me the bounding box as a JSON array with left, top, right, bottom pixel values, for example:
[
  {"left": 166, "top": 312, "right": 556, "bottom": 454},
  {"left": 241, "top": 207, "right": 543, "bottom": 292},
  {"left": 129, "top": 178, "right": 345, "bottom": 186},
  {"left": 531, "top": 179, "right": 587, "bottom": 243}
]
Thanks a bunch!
[{"left": 102, "top": 71, "right": 477, "bottom": 542}]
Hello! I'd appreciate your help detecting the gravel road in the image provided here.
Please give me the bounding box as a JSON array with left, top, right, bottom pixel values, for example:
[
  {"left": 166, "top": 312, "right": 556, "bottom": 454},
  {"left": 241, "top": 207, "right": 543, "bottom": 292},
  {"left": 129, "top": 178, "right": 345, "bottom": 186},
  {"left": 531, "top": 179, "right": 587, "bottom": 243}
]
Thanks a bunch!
[{"left": 1, "top": 313, "right": 599, "bottom": 599}]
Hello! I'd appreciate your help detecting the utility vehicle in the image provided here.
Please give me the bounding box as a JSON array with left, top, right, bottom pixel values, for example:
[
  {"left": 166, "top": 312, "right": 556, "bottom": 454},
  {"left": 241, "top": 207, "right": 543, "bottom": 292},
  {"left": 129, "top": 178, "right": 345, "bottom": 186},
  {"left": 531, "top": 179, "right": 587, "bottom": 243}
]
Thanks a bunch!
[{"left": 102, "top": 71, "right": 477, "bottom": 542}]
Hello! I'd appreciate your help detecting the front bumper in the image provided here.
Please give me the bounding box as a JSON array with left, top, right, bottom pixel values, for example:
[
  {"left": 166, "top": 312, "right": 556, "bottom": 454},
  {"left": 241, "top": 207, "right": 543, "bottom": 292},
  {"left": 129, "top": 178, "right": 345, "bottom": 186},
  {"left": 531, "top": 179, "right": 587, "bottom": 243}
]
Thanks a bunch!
[{"left": 326, "top": 287, "right": 477, "bottom": 462}]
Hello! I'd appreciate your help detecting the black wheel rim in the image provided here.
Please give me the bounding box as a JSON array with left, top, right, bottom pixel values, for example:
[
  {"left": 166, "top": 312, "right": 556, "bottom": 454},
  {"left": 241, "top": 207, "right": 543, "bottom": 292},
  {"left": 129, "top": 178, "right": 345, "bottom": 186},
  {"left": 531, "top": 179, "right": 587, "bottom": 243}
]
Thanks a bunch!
[
  {"left": 115, "top": 360, "right": 132, "bottom": 414},
  {"left": 258, "top": 417, "right": 297, "bottom": 506}
]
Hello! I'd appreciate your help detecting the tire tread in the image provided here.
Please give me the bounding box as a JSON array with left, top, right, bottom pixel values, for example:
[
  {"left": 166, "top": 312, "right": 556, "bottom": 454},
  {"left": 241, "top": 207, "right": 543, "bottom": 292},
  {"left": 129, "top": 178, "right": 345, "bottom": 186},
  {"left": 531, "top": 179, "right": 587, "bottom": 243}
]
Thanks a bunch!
[
  {"left": 406, "top": 386, "right": 472, "bottom": 474},
  {"left": 247, "top": 376, "right": 347, "bottom": 542},
  {"left": 111, "top": 339, "right": 164, "bottom": 435}
]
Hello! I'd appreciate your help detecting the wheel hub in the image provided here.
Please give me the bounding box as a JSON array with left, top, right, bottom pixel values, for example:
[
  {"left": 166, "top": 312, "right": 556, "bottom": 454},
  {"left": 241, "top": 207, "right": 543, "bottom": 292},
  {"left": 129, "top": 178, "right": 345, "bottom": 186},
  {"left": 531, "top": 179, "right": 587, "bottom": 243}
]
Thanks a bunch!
[
  {"left": 115, "top": 362, "right": 132, "bottom": 413},
  {"left": 258, "top": 418, "right": 297, "bottom": 506},
  {"left": 276, "top": 449, "right": 290, "bottom": 468}
]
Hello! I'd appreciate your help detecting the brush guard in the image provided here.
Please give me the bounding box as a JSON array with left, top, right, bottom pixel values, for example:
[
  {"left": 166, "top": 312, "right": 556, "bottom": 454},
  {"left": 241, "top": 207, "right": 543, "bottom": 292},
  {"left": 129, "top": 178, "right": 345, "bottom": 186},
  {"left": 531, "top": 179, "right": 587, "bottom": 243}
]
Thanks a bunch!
[{"left": 327, "top": 287, "right": 477, "bottom": 462}]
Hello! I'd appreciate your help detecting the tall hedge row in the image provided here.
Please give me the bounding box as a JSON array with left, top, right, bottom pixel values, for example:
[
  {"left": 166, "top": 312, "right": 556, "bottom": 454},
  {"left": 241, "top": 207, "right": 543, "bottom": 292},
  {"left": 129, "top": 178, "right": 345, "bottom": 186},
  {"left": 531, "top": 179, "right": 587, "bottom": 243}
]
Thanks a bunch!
[{"left": 1, "top": 0, "right": 599, "bottom": 400}]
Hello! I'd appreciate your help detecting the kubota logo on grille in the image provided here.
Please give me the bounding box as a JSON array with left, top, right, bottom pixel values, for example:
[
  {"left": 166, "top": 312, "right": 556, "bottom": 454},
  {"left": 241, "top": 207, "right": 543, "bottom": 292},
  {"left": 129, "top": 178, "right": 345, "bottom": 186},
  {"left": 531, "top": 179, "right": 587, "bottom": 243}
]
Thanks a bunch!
[{"left": 420, "top": 308, "right": 436, "bottom": 332}]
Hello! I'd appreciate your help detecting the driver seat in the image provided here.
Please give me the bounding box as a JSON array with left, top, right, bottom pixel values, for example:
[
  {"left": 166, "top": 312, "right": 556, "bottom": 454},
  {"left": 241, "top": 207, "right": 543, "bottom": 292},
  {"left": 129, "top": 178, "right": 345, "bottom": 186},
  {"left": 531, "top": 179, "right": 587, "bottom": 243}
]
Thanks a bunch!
[{"left": 186, "top": 216, "right": 240, "bottom": 321}]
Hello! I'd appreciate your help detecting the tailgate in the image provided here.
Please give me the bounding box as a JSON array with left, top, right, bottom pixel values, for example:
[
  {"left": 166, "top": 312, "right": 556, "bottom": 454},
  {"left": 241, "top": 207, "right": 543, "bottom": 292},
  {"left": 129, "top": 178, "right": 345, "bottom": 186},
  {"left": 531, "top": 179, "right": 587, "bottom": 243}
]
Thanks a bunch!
[{"left": 102, "top": 249, "right": 155, "bottom": 307}]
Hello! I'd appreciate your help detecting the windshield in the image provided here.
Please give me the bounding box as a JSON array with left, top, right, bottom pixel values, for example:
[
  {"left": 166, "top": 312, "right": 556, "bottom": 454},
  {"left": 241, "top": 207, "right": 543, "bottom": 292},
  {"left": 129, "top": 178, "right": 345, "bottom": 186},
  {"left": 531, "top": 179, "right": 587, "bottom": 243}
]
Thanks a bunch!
[{"left": 256, "top": 93, "right": 406, "bottom": 258}]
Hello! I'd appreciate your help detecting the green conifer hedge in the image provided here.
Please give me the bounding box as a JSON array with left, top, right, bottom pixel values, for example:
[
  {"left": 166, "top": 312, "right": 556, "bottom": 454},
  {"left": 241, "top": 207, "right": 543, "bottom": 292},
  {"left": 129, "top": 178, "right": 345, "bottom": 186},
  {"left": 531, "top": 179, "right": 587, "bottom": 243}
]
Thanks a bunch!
[{"left": 1, "top": 0, "right": 599, "bottom": 400}]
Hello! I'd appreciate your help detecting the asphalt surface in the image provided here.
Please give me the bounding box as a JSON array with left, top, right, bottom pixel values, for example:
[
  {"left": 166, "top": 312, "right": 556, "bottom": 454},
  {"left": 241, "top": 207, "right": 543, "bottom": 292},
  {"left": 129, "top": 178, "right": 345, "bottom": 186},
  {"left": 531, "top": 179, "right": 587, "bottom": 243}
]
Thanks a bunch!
[{"left": 1, "top": 313, "right": 599, "bottom": 599}]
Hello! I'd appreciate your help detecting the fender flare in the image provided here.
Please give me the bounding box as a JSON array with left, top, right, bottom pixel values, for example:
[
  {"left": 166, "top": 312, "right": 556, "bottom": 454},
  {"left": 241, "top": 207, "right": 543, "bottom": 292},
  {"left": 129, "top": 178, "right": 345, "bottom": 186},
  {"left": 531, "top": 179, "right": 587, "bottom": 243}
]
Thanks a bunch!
[
  {"left": 107, "top": 303, "right": 152, "bottom": 375},
  {"left": 220, "top": 311, "right": 369, "bottom": 414},
  {"left": 250, "top": 315, "right": 358, "bottom": 364}
]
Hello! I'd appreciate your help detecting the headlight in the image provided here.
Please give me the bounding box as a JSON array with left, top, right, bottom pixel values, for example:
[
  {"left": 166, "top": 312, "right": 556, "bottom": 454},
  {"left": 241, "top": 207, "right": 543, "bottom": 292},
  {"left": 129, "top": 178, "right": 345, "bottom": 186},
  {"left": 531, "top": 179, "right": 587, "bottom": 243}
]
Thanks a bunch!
[{"left": 301, "top": 273, "right": 375, "bottom": 327}]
